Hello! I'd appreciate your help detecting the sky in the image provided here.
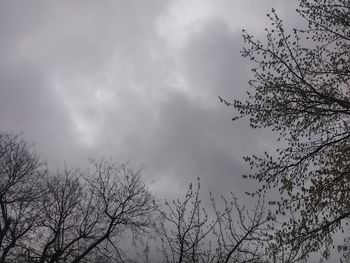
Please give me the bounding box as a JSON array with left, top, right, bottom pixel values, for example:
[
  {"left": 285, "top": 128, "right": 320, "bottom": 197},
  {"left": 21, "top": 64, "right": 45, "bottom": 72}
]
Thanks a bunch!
[{"left": 0, "top": 0, "right": 299, "bottom": 200}]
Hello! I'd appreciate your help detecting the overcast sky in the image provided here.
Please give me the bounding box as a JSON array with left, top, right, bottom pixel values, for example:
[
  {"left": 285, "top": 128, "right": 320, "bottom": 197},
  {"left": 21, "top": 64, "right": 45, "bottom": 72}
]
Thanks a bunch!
[{"left": 0, "top": 0, "right": 299, "bottom": 200}]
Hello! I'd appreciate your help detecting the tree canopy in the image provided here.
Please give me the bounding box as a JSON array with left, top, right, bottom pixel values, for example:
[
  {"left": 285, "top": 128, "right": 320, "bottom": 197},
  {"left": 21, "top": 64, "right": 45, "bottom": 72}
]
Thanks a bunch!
[{"left": 223, "top": 0, "right": 350, "bottom": 261}]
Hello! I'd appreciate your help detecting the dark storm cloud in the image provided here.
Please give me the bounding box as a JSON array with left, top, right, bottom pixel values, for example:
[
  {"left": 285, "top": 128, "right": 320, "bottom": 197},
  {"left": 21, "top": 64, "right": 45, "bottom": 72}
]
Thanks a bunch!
[
  {"left": 133, "top": 19, "right": 277, "bottom": 196},
  {"left": 182, "top": 20, "right": 251, "bottom": 101},
  {"left": 145, "top": 92, "right": 252, "bottom": 194},
  {"left": 141, "top": 21, "right": 266, "bottom": 196},
  {"left": 80, "top": 19, "right": 267, "bottom": 198}
]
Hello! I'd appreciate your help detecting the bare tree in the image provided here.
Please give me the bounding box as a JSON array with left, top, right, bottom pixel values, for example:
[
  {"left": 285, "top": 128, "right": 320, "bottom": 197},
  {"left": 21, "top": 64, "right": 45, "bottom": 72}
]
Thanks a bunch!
[
  {"left": 159, "top": 179, "right": 215, "bottom": 263},
  {"left": 29, "top": 160, "right": 157, "bottom": 263},
  {"left": 0, "top": 133, "right": 46, "bottom": 263},
  {"left": 211, "top": 193, "right": 270, "bottom": 263},
  {"left": 220, "top": 0, "right": 350, "bottom": 261},
  {"left": 0, "top": 133, "right": 156, "bottom": 263},
  {"left": 158, "top": 179, "right": 269, "bottom": 263}
]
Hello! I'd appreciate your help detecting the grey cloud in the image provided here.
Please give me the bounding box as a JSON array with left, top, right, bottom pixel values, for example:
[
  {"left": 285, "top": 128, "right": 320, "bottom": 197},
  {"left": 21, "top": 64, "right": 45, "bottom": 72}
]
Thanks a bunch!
[
  {"left": 0, "top": 0, "right": 299, "bottom": 200},
  {"left": 0, "top": 2, "right": 315, "bottom": 259},
  {"left": 0, "top": 0, "right": 171, "bottom": 168}
]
